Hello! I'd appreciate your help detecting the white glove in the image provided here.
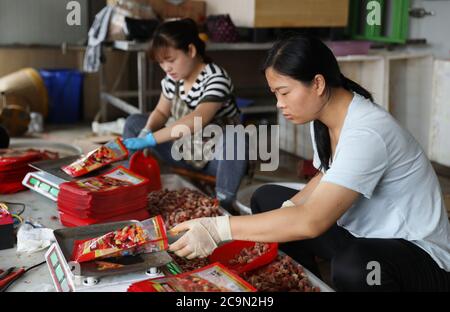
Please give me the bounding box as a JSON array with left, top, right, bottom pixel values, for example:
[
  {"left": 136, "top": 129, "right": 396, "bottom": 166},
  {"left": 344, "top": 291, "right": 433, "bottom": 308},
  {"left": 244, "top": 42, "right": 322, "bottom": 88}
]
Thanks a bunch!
[
  {"left": 281, "top": 200, "right": 295, "bottom": 208},
  {"left": 169, "top": 216, "right": 232, "bottom": 259}
]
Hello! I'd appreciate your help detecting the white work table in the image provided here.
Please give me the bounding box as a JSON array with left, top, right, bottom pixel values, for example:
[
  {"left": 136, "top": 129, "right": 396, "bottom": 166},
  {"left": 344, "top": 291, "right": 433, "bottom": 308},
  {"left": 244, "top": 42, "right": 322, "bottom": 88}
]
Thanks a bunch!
[{"left": 0, "top": 174, "right": 334, "bottom": 292}]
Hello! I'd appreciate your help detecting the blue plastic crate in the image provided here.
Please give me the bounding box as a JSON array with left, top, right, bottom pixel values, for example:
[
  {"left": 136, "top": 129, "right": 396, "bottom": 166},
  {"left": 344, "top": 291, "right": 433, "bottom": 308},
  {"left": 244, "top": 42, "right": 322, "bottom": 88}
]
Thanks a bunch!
[{"left": 39, "top": 69, "right": 83, "bottom": 123}]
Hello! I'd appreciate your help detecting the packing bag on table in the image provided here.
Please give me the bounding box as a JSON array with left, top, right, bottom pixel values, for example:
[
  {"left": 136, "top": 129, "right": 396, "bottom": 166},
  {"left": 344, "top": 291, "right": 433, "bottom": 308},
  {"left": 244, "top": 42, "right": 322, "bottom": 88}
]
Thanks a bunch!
[
  {"left": 71, "top": 215, "right": 168, "bottom": 263},
  {"left": 62, "top": 138, "right": 128, "bottom": 177},
  {"left": 59, "top": 208, "right": 150, "bottom": 227},
  {"left": 59, "top": 166, "right": 149, "bottom": 196},
  {"left": 128, "top": 263, "right": 256, "bottom": 292}
]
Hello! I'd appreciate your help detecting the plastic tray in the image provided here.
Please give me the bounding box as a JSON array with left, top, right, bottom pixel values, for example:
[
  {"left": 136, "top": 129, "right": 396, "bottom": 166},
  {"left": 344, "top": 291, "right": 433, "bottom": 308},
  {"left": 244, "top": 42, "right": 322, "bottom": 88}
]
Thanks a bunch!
[{"left": 209, "top": 240, "right": 278, "bottom": 274}]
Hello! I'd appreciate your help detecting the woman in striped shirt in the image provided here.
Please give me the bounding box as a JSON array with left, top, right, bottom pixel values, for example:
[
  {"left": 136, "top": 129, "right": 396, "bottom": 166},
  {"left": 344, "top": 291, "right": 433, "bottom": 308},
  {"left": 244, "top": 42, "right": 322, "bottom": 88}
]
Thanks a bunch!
[{"left": 123, "top": 18, "right": 247, "bottom": 210}]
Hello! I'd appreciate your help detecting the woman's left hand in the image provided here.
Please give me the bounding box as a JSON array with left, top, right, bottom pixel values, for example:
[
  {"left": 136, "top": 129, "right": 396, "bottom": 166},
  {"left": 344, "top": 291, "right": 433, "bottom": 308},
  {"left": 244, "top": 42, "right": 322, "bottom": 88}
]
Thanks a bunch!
[{"left": 169, "top": 216, "right": 232, "bottom": 259}]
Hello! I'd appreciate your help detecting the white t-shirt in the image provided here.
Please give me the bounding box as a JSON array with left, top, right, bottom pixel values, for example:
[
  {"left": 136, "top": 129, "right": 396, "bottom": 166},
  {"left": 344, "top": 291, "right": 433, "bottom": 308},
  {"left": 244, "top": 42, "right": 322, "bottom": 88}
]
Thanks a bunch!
[{"left": 311, "top": 92, "right": 450, "bottom": 271}]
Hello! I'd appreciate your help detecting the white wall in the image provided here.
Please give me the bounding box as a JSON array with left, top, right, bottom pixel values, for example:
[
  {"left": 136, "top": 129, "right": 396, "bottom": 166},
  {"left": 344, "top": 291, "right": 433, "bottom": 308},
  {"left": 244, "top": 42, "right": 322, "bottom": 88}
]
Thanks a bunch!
[
  {"left": 0, "top": 0, "right": 105, "bottom": 46},
  {"left": 409, "top": 0, "right": 450, "bottom": 59}
]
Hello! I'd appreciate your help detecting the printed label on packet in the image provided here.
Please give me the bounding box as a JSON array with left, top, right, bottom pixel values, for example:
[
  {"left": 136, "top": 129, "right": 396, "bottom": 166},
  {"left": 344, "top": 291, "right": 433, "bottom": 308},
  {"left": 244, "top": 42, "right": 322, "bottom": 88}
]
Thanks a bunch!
[
  {"left": 103, "top": 167, "right": 145, "bottom": 185},
  {"left": 62, "top": 138, "right": 128, "bottom": 177},
  {"left": 71, "top": 216, "right": 168, "bottom": 263},
  {"left": 73, "top": 167, "right": 146, "bottom": 193},
  {"left": 129, "top": 263, "right": 256, "bottom": 292}
]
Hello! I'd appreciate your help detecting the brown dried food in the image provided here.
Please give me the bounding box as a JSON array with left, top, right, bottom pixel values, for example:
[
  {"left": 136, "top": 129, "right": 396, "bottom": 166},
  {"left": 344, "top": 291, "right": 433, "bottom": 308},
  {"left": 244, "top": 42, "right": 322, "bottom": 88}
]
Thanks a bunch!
[
  {"left": 229, "top": 243, "right": 270, "bottom": 266},
  {"left": 148, "top": 189, "right": 222, "bottom": 228},
  {"left": 172, "top": 254, "right": 210, "bottom": 272},
  {"left": 241, "top": 255, "right": 321, "bottom": 292}
]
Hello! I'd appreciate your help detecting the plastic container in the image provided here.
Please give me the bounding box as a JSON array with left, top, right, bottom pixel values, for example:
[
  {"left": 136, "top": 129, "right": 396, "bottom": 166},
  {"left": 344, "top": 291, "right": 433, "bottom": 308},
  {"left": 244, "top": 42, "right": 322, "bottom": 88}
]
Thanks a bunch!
[
  {"left": 129, "top": 151, "right": 162, "bottom": 192},
  {"left": 39, "top": 69, "right": 83, "bottom": 123},
  {"left": 209, "top": 240, "right": 278, "bottom": 274}
]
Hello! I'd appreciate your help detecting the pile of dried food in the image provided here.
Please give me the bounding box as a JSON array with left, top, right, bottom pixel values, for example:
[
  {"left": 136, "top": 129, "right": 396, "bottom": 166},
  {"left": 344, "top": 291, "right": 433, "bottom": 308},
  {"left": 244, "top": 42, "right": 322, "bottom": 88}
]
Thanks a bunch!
[
  {"left": 147, "top": 188, "right": 323, "bottom": 292},
  {"left": 229, "top": 242, "right": 271, "bottom": 266},
  {"left": 241, "top": 255, "right": 321, "bottom": 292},
  {"left": 148, "top": 188, "right": 222, "bottom": 228}
]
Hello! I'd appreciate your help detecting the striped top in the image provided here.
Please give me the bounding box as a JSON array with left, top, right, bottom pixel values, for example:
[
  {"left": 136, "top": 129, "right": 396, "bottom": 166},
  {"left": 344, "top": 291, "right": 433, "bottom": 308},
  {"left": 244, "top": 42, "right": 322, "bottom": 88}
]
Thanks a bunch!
[{"left": 161, "top": 63, "right": 239, "bottom": 118}]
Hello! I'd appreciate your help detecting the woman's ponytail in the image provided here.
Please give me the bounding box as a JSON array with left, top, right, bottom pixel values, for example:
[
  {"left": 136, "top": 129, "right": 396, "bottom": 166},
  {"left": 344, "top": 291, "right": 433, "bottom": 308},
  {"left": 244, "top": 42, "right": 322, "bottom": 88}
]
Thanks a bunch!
[{"left": 340, "top": 73, "right": 373, "bottom": 101}]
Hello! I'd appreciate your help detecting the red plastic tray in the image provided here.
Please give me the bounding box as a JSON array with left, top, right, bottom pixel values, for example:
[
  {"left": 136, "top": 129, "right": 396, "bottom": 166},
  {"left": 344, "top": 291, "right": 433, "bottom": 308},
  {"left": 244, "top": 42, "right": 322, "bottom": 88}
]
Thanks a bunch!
[{"left": 209, "top": 240, "right": 278, "bottom": 274}]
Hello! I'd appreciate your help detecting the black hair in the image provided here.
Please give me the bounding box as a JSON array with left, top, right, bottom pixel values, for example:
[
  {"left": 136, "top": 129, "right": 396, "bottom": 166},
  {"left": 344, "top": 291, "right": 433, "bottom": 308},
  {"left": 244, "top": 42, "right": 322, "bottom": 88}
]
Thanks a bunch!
[
  {"left": 263, "top": 35, "right": 373, "bottom": 171},
  {"left": 149, "top": 18, "right": 211, "bottom": 63},
  {"left": 0, "top": 125, "right": 9, "bottom": 148}
]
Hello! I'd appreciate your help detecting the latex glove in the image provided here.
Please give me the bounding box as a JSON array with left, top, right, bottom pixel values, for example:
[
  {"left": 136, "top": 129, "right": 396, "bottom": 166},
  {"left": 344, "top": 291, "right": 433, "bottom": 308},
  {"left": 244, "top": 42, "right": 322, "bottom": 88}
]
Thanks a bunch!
[
  {"left": 281, "top": 200, "right": 295, "bottom": 208},
  {"left": 169, "top": 216, "right": 232, "bottom": 259},
  {"left": 123, "top": 132, "right": 157, "bottom": 151}
]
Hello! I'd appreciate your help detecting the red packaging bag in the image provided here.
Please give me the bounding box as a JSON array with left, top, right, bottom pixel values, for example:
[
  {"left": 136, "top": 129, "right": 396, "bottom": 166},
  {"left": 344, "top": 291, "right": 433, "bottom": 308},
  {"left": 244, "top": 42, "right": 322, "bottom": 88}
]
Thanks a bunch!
[
  {"left": 59, "top": 166, "right": 149, "bottom": 196},
  {"left": 71, "top": 216, "right": 168, "bottom": 262},
  {"left": 0, "top": 149, "right": 45, "bottom": 170},
  {"left": 59, "top": 208, "right": 150, "bottom": 227},
  {"left": 209, "top": 241, "right": 278, "bottom": 274},
  {"left": 127, "top": 263, "right": 256, "bottom": 292},
  {"left": 58, "top": 201, "right": 148, "bottom": 219},
  {"left": 57, "top": 189, "right": 149, "bottom": 208},
  {"left": 62, "top": 138, "right": 128, "bottom": 177},
  {"left": 0, "top": 149, "right": 58, "bottom": 194}
]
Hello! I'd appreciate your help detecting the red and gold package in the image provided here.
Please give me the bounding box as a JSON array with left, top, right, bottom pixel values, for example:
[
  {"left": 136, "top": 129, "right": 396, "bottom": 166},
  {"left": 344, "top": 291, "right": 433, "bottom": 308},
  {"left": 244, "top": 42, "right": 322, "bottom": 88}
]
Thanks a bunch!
[
  {"left": 62, "top": 138, "right": 128, "bottom": 177},
  {"left": 71, "top": 216, "right": 168, "bottom": 263},
  {"left": 1, "top": 149, "right": 58, "bottom": 194},
  {"left": 60, "top": 166, "right": 148, "bottom": 195},
  {"left": 128, "top": 263, "right": 256, "bottom": 292}
]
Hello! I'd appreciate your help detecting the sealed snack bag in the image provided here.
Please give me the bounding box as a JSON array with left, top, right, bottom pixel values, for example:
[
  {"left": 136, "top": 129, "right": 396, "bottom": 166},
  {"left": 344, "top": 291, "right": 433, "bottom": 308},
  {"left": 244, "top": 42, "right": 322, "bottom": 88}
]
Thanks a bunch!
[
  {"left": 128, "top": 263, "right": 256, "bottom": 292},
  {"left": 71, "top": 216, "right": 168, "bottom": 263},
  {"left": 62, "top": 166, "right": 149, "bottom": 195},
  {"left": 62, "top": 138, "right": 128, "bottom": 177}
]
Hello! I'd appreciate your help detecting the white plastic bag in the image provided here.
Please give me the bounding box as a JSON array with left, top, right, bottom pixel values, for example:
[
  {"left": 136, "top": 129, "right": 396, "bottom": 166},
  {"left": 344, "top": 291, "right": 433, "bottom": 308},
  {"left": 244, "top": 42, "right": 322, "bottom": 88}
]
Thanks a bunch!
[{"left": 16, "top": 221, "right": 55, "bottom": 254}]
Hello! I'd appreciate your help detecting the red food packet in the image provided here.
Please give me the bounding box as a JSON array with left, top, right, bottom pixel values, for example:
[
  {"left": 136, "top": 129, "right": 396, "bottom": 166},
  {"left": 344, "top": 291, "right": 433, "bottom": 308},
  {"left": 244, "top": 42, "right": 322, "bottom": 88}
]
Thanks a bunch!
[
  {"left": 62, "top": 138, "right": 128, "bottom": 177},
  {"left": 71, "top": 216, "right": 168, "bottom": 263},
  {"left": 0, "top": 149, "right": 57, "bottom": 170},
  {"left": 62, "top": 166, "right": 148, "bottom": 195},
  {"left": 128, "top": 263, "right": 256, "bottom": 292}
]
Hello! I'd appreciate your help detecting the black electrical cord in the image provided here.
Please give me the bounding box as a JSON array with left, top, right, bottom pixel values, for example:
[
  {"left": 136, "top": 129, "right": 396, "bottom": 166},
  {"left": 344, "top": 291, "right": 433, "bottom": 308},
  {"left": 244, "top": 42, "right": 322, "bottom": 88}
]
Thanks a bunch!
[
  {"left": 2, "top": 202, "right": 26, "bottom": 216},
  {"left": 1, "top": 261, "right": 46, "bottom": 292}
]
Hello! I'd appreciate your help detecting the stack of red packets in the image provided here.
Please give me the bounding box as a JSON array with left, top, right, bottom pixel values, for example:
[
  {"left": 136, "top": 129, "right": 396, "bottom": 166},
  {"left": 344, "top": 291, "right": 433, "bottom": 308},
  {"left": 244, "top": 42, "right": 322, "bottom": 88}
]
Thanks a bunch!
[
  {"left": 57, "top": 166, "right": 151, "bottom": 227},
  {"left": 0, "top": 149, "right": 56, "bottom": 194}
]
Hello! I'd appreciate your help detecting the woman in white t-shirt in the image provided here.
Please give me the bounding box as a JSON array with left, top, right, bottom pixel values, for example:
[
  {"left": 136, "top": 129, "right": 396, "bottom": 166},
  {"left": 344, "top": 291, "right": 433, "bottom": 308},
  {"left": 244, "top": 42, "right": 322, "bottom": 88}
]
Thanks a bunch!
[{"left": 169, "top": 35, "right": 450, "bottom": 291}]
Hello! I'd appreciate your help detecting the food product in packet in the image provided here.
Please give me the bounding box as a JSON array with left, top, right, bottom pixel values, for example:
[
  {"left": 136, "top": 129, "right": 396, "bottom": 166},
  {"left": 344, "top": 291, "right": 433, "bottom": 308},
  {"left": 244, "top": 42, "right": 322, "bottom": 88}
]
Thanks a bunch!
[
  {"left": 127, "top": 263, "right": 256, "bottom": 292},
  {"left": 62, "top": 138, "right": 128, "bottom": 177},
  {"left": 71, "top": 216, "right": 168, "bottom": 263},
  {"left": 62, "top": 166, "right": 148, "bottom": 195}
]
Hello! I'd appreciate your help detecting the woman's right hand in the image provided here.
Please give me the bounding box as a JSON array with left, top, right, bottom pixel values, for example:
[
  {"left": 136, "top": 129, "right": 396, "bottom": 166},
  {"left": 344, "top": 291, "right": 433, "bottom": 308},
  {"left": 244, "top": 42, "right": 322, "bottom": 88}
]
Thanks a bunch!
[{"left": 123, "top": 131, "right": 157, "bottom": 151}]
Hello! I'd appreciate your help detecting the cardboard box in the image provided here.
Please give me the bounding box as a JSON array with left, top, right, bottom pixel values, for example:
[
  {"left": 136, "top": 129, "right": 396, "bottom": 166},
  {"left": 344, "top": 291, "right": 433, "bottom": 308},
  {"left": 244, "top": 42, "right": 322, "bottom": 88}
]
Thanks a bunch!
[
  {"left": 107, "top": 0, "right": 206, "bottom": 24},
  {"left": 107, "top": 0, "right": 159, "bottom": 19},
  {"left": 206, "top": 0, "right": 349, "bottom": 28},
  {"left": 160, "top": 1, "right": 206, "bottom": 24}
]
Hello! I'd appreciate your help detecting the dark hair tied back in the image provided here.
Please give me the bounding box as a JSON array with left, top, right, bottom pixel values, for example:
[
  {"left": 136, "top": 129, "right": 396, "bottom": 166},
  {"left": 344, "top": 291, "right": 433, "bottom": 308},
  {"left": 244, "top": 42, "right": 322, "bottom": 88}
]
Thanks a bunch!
[
  {"left": 149, "top": 18, "right": 211, "bottom": 63},
  {"left": 263, "top": 35, "right": 373, "bottom": 171}
]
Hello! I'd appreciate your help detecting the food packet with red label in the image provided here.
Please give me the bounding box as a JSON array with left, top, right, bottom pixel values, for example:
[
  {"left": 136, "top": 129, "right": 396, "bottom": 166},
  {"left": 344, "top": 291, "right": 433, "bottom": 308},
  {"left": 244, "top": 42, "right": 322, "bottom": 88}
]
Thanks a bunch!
[
  {"left": 71, "top": 215, "right": 168, "bottom": 263},
  {"left": 128, "top": 263, "right": 256, "bottom": 292},
  {"left": 62, "top": 138, "right": 128, "bottom": 177}
]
